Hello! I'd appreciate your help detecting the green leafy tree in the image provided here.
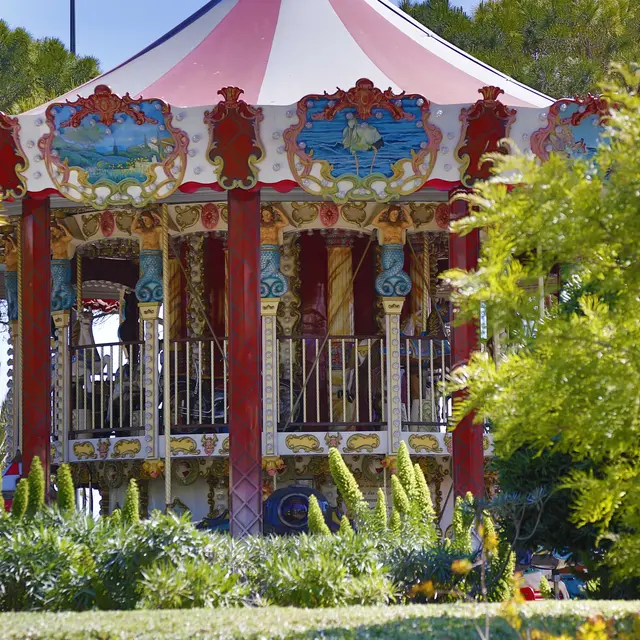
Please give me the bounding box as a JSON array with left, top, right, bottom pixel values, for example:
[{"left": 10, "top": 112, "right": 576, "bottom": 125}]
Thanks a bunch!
[
  {"left": 123, "top": 479, "right": 140, "bottom": 525},
  {"left": 446, "top": 66, "right": 640, "bottom": 582},
  {"left": 26, "top": 456, "right": 45, "bottom": 517},
  {"left": 308, "top": 494, "right": 331, "bottom": 535},
  {"left": 401, "top": 0, "right": 640, "bottom": 97},
  {"left": 0, "top": 20, "right": 99, "bottom": 114},
  {"left": 11, "top": 477, "right": 28, "bottom": 520},
  {"left": 56, "top": 464, "right": 75, "bottom": 515}
]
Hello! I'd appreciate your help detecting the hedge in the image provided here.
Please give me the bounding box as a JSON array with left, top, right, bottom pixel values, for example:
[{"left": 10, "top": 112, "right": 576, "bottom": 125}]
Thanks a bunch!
[{"left": 0, "top": 602, "right": 638, "bottom": 640}]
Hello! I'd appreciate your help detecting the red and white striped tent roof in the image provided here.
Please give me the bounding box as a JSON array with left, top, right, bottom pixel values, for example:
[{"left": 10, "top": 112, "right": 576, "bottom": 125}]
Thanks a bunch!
[{"left": 37, "top": 0, "right": 551, "bottom": 110}]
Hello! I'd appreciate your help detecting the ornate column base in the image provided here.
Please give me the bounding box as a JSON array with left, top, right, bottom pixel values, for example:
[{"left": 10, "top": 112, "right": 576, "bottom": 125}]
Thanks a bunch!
[{"left": 384, "top": 297, "right": 405, "bottom": 454}]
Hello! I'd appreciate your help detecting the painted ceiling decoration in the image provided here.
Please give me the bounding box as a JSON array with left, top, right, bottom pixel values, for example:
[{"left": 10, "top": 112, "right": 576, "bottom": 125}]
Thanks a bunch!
[{"left": 1, "top": 0, "right": 608, "bottom": 206}]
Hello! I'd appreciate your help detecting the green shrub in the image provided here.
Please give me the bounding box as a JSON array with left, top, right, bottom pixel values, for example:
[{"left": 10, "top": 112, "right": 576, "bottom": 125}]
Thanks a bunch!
[
  {"left": 26, "top": 456, "right": 45, "bottom": 517},
  {"left": 123, "top": 479, "right": 140, "bottom": 525},
  {"left": 396, "top": 442, "right": 417, "bottom": 501},
  {"left": 373, "top": 488, "right": 387, "bottom": 532},
  {"left": 451, "top": 494, "right": 474, "bottom": 555},
  {"left": 138, "top": 560, "right": 248, "bottom": 609},
  {"left": 0, "top": 489, "right": 5, "bottom": 515},
  {"left": 328, "top": 448, "right": 367, "bottom": 520},
  {"left": 391, "top": 475, "right": 410, "bottom": 517},
  {"left": 539, "top": 575, "right": 553, "bottom": 599},
  {"left": 338, "top": 515, "right": 353, "bottom": 537},
  {"left": 307, "top": 494, "right": 330, "bottom": 535},
  {"left": 56, "top": 464, "right": 75, "bottom": 515},
  {"left": 11, "top": 478, "right": 28, "bottom": 521},
  {"left": 389, "top": 509, "right": 401, "bottom": 537},
  {"left": 110, "top": 508, "right": 122, "bottom": 526}
]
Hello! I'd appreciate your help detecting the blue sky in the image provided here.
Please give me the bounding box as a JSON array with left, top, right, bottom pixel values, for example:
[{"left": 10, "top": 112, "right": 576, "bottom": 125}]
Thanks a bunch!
[{"left": 0, "top": 0, "right": 477, "bottom": 72}]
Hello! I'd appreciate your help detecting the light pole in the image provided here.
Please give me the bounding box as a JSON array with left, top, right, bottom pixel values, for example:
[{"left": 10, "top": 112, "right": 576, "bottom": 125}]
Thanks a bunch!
[{"left": 70, "top": 0, "right": 76, "bottom": 54}]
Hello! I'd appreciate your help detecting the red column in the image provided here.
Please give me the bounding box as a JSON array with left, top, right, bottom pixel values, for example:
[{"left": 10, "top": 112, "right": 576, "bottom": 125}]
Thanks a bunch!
[
  {"left": 21, "top": 197, "right": 51, "bottom": 492},
  {"left": 227, "top": 189, "right": 262, "bottom": 536},
  {"left": 449, "top": 193, "right": 484, "bottom": 498}
]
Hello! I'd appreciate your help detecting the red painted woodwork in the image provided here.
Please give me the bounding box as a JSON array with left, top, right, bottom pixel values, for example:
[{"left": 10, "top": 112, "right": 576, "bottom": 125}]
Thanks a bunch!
[
  {"left": 0, "top": 113, "right": 27, "bottom": 199},
  {"left": 353, "top": 235, "right": 376, "bottom": 336},
  {"left": 227, "top": 189, "right": 262, "bottom": 537},
  {"left": 21, "top": 197, "right": 52, "bottom": 493},
  {"left": 205, "top": 235, "right": 226, "bottom": 337},
  {"left": 204, "top": 88, "right": 264, "bottom": 190},
  {"left": 449, "top": 193, "right": 484, "bottom": 498},
  {"left": 456, "top": 87, "right": 517, "bottom": 187}
]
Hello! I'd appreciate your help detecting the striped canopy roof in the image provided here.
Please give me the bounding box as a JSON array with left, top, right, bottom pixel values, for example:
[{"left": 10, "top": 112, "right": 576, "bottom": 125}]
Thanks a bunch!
[{"left": 39, "top": 0, "right": 551, "bottom": 110}]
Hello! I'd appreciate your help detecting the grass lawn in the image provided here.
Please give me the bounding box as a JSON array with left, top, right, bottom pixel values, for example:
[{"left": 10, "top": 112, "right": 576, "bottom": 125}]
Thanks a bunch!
[{"left": 0, "top": 602, "right": 638, "bottom": 640}]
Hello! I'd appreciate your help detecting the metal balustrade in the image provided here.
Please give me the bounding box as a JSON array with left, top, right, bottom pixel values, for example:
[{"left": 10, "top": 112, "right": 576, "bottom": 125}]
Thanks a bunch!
[
  {"left": 401, "top": 336, "right": 450, "bottom": 432},
  {"left": 277, "top": 335, "right": 386, "bottom": 431},
  {"left": 167, "top": 337, "right": 229, "bottom": 433},
  {"left": 69, "top": 340, "right": 145, "bottom": 439}
]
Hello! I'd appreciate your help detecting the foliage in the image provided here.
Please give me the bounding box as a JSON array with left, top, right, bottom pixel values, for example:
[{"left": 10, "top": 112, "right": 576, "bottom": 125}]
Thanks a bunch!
[
  {"left": 26, "top": 457, "right": 45, "bottom": 518},
  {"left": 391, "top": 475, "right": 410, "bottom": 517},
  {"left": 444, "top": 68, "right": 640, "bottom": 585},
  {"left": 539, "top": 575, "right": 553, "bottom": 599},
  {"left": 413, "top": 463, "right": 438, "bottom": 542},
  {"left": 10, "top": 478, "right": 28, "bottom": 521},
  {"left": 110, "top": 509, "right": 122, "bottom": 526},
  {"left": 339, "top": 515, "right": 354, "bottom": 537},
  {"left": 2, "top": 603, "right": 638, "bottom": 640},
  {"left": 401, "top": 0, "right": 640, "bottom": 98},
  {"left": 396, "top": 442, "right": 417, "bottom": 502},
  {"left": 389, "top": 509, "right": 402, "bottom": 538},
  {"left": 307, "top": 494, "right": 330, "bottom": 536},
  {"left": 138, "top": 560, "right": 248, "bottom": 609},
  {"left": 122, "top": 479, "right": 140, "bottom": 526},
  {"left": 0, "top": 21, "right": 99, "bottom": 114},
  {"left": 55, "top": 464, "right": 75, "bottom": 515},
  {"left": 451, "top": 494, "right": 474, "bottom": 555},
  {"left": 328, "top": 448, "right": 368, "bottom": 523},
  {"left": 0, "top": 489, "right": 4, "bottom": 515},
  {"left": 373, "top": 488, "right": 388, "bottom": 532}
]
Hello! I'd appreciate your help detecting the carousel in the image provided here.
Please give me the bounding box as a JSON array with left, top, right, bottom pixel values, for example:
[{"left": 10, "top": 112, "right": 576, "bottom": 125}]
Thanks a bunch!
[{"left": 0, "top": 0, "right": 606, "bottom": 535}]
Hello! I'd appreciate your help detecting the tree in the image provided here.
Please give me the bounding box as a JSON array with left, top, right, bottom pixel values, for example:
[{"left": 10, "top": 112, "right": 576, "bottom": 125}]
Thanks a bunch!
[
  {"left": 0, "top": 20, "right": 99, "bottom": 114},
  {"left": 446, "top": 66, "right": 640, "bottom": 583},
  {"left": 401, "top": 0, "right": 640, "bottom": 97}
]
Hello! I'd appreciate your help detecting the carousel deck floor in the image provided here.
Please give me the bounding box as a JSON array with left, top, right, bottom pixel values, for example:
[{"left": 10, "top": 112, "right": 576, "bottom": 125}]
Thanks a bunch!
[{"left": 0, "top": 601, "right": 638, "bottom": 639}]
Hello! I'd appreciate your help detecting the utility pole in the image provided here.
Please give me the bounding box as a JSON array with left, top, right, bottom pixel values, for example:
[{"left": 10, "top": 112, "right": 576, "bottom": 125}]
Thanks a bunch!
[{"left": 70, "top": 0, "right": 76, "bottom": 54}]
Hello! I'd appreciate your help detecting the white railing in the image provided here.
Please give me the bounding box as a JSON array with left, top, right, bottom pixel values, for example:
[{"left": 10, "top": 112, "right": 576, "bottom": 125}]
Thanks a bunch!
[
  {"left": 70, "top": 340, "right": 146, "bottom": 439},
  {"left": 401, "top": 336, "right": 450, "bottom": 432},
  {"left": 277, "top": 335, "right": 386, "bottom": 431},
  {"left": 168, "top": 337, "right": 229, "bottom": 433}
]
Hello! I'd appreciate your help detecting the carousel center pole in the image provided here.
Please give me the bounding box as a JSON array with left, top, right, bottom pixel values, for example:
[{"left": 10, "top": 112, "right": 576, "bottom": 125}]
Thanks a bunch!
[
  {"left": 228, "top": 189, "right": 262, "bottom": 537},
  {"left": 21, "top": 196, "right": 52, "bottom": 493}
]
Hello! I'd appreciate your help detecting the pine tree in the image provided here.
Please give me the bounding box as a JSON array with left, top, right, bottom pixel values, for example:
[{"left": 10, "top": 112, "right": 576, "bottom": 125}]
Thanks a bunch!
[
  {"left": 123, "top": 479, "right": 140, "bottom": 525},
  {"left": 389, "top": 509, "right": 402, "bottom": 537},
  {"left": 391, "top": 474, "right": 410, "bottom": 517},
  {"left": 396, "top": 441, "right": 417, "bottom": 500},
  {"left": 26, "top": 456, "right": 45, "bottom": 517},
  {"left": 56, "top": 463, "right": 75, "bottom": 514},
  {"left": 307, "top": 494, "right": 331, "bottom": 535},
  {"left": 11, "top": 477, "right": 28, "bottom": 520},
  {"left": 328, "top": 448, "right": 366, "bottom": 516},
  {"left": 373, "top": 488, "right": 388, "bottom": 532},
  {"left": 339, "top": 515, "right": 354, "bottom": 536}
]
